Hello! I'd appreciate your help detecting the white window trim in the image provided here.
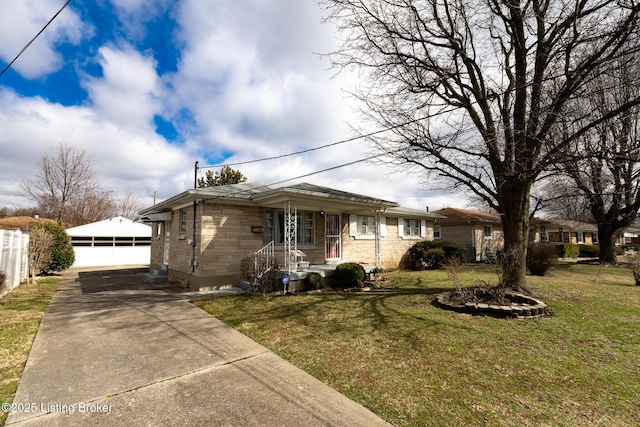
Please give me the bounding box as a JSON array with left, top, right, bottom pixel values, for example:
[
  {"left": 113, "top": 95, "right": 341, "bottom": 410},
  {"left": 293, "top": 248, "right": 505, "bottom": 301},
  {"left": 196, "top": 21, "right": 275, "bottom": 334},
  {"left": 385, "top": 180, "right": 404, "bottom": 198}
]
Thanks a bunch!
[
  {"left": 592, "top": 232, "right": 599, "bottom": 244},
  {"left": 349, "top": 214, "right": 386, "bottom": 239},
  {"left": 576, "top": 231, "right": 584, "bottom": 244},
  {"left": 398, "top": 218, "right": 427, "bottom": 239},
  {"left": 433, "top": 224, "right": 441, "bottom": 240},
  {"left": 178, "top": 209, "right": 187, "bottom": 239},
  {"left": 483, "top": 225, "right": 493, "bottom": 239}
]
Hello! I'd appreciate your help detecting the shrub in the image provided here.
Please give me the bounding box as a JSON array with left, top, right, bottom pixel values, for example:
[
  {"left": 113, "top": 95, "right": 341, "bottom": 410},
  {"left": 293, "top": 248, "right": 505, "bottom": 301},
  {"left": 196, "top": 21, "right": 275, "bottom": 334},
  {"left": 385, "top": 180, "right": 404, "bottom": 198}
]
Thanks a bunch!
[
  {"left": 32, "top": 222, "right": 74, "bottom": 273},
  {"left": 334, "top": 262, "right": 366, "bottom": 287},
  {"left": 625, "top": 251, "right": 640, "bottom": 286},
  {"left": 239, "top": 253, "right": 281, "bottom": 294},
  {"left": 305, "top": 272, "right": 325, "bottom": 290},
  {"left": 406, "top": 240, "right": 467, "bottom": 270},
  {"left": 527, "top": 242, "right": 558, "bottom": 276},
  {"left": 0, "top": 271, "right": 5, "bottom": 288},
  {"left": 555, "top": 243, "right": 579, "bottom": 259},
  {"left": 578, "top": 244, "right": 599, "bottom": 258}
]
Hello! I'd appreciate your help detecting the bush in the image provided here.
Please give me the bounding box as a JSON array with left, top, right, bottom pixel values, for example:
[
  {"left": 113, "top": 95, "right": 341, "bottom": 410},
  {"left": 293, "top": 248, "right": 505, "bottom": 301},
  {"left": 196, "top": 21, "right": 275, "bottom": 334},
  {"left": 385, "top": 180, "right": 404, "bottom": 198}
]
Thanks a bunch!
[
  {"left": 406, "top": 240, "right": 467, "bottom": 270},
  {"left": 32, "top": 222, "right": 74, "bottom": 273},
  {"left": 334, "top": 262, "right": 366, "bottom": 287},
  {"left": 625, "top": 252, "right": 640, "bottom": 286},
  {"left": 578, "top": 244, "right": 599, "bottom": 258},
  {"left": 555, "top": 243, "right": 579, "bottom": 259},
  {"left": 527, "top": 242, "right": 558, "bottom": 276},
  {"left": 239, "top": 253, "right": 281, "bottom": 294},
  {"left": 305, "top": 272, "right": 325, "bottom": 290},
  {"left": 0, "top": 271, "right": 5, "bottom": 288}
]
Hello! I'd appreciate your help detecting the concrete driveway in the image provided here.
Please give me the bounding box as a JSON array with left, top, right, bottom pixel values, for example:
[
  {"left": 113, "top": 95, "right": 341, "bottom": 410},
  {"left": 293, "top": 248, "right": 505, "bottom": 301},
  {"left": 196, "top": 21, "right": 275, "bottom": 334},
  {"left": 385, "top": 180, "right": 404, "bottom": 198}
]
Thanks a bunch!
[{"left": 5, "top": 268, "right": 390, "bottom": 426}]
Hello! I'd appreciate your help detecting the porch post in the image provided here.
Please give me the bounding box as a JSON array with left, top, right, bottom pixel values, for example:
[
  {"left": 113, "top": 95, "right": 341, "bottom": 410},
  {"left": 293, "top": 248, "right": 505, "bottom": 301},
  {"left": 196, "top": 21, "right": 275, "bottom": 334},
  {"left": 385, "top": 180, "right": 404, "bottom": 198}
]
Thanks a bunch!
[
  {"left": 375, "top": 211, "right": 382, "bottom": 268},
  {"left": 284, "top": 200, "right": 297, "bottom": 274}
]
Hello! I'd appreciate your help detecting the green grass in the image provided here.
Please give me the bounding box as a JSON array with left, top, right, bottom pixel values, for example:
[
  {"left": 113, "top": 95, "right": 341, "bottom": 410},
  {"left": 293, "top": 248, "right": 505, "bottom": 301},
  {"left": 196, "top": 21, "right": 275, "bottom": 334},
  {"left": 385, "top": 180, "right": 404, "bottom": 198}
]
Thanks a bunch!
[
  {"left": 195, "top": 263, "right": 640, "bottom": 426},
  {"left": 0, "top": 278, "right": 59, "bottom": 426}
]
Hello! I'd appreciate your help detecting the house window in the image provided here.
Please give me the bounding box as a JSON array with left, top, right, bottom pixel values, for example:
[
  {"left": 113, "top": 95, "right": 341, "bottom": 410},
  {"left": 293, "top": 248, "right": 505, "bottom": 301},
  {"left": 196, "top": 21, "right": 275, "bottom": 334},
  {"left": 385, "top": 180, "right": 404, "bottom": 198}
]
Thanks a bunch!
[
  {"left": 403, "top": 219, "right": 421, "bottom": 237},
  {"left": 434, "top": 225, "right": 441, "bottom": 240},
  {"left": 592, "top": 232, "right": 598, "bottom": 244},
  {"left": 179, "top": 209, "right": 188, "bottom": 238},
  {"left": 538, "top": 226, "right": 548, "bottom": 242},
  {"left": 264, "top": 210, "right": 275, "bottom": 243},
  {"left": 357, "top": 215, "right": 376, "bottom": 236},
  {"left": 483, "top": 225, "right": 493, "bottom": 238},
  {"left": 263, "top": 209, "right": 315, "bottom": 245},
  {"left": 154, "top": 223, "right": 161, "bottom": 239},
  {"left": 576, "top": 232, "right": 584, "bottom": 244}
]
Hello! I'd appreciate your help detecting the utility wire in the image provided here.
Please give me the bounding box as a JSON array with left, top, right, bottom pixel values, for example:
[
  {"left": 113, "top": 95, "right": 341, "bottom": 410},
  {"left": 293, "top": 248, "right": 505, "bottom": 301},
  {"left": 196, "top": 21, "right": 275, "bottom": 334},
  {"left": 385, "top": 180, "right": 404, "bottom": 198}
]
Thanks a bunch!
[
  {"left": 199, "top": 106, "right": 458, "bottom": 170},
  {"left": 0, "top": 0, "right": 72, "bottom": 78},
  {"left": 188, "top": 154, "right": 383, "bottom": 206}
]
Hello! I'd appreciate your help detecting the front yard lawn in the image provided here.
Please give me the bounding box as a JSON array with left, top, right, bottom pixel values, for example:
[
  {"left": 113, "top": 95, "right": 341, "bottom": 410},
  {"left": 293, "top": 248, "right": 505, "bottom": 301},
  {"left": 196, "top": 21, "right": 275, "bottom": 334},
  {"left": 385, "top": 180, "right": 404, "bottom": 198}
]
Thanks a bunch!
[
  {"left": 0, "top": 277, "right": 59, "bottom": 426},
  {"left": 195, "top": 263, "right": 640, "bottom": 426}
]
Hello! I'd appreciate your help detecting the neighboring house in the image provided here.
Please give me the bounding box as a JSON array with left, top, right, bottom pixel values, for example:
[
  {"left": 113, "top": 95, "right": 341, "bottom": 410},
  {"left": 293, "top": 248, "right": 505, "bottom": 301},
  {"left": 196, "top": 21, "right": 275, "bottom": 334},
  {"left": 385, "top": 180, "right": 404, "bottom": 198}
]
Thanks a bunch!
[
  {"left": 0, "top": 215, "right": 56, "bottom": 231},
  {"left": 430, "top": 208, "right": 504, "bottom": 262},
  {"left": 537, "top": 219, "right": 599, "bottom": 245},
  {"left": 138, "top": 182, "right": 443, "bottom": 290},
  {"left": 66, "top": 217, "right": 151, "bottom": 268}
]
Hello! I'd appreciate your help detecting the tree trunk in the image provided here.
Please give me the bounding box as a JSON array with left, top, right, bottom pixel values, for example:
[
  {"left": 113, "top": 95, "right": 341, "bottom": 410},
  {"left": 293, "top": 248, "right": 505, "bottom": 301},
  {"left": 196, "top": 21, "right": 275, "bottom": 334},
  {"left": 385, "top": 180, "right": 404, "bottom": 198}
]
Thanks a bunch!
[
  {"left": 597, "top": 225, "right": 619, "bottom": 265},
  {"left": 497, "top": 181, "right": 531, "bottom": 291}
]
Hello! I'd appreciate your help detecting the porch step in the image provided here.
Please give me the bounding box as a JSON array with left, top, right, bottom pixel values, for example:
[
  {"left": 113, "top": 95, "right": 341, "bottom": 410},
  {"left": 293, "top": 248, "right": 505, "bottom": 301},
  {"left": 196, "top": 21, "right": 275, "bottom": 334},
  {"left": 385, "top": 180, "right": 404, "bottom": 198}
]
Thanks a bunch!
[{"left": 144, "top": 269, "right": 168, "bottom": 283}]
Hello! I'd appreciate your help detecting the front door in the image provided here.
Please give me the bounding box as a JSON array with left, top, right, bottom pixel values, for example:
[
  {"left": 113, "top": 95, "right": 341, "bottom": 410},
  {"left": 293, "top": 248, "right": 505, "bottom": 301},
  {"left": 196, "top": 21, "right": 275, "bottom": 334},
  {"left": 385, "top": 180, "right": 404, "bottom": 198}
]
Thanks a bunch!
[{"left": 325, "top": 214, "right": 341, "bottom": 261}]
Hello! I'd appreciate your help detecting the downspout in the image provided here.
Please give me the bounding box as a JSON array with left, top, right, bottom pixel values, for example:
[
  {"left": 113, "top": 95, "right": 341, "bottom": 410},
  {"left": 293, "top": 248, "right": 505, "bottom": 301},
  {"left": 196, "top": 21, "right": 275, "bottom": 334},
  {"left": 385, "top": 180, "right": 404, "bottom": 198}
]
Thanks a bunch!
[
  {"left": 191, "top": 200, "right": 198, "bottom": 273},
  {"left": 192, "top": 161, "right": 199, "bottom": 272}
]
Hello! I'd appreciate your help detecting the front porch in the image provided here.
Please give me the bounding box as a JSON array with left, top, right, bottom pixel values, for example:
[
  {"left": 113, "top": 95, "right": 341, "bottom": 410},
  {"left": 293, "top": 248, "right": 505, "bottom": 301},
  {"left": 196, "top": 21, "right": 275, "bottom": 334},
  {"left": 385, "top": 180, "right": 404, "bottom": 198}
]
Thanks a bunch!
[{"left": 239, "top": 262, "right": 378, "bottom": 292}]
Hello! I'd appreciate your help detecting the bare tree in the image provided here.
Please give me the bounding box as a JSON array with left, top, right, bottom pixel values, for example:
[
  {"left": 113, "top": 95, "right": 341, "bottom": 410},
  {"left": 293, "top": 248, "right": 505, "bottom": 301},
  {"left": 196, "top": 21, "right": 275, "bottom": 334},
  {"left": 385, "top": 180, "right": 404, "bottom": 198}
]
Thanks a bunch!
[
  {"left": 114, "top": 189, "right": 143, "bottom": 219},
  {"left": 66, "top": 189, "right": 117, "bottom": 227},
  {"left": 559, "top": 59, "right": 640, "bottom": 264},
  {"left": 322, "top": 0, "right": 640, "bottom": 290},
  {"left": 28, "top": 227, "right": 54, "bottom": 283},
  {"left": 20, "top": 143, "right": 113, "bottom": 226},
  {"left": 535, "top": 178, "right": 593, "bottom": 222}
]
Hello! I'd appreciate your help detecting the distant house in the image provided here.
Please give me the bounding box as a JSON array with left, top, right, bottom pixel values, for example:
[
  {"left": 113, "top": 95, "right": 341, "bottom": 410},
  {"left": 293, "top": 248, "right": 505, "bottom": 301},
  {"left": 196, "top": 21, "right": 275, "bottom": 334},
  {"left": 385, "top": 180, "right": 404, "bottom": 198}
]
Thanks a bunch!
[
  {"left": 536, "top": 219, "right": 599, "bottom": 245},
  {"left": 139, "top": 182, "right": 443, "bottom": 291},
  {"left": 430, "top": 208, "right": 505, "bottom": 262},
  {"left": 0, "top": 216, "right": 56, "bottom": 231},
  {"left": 66, "top": 217, "right": 151, "bottom": 268}
]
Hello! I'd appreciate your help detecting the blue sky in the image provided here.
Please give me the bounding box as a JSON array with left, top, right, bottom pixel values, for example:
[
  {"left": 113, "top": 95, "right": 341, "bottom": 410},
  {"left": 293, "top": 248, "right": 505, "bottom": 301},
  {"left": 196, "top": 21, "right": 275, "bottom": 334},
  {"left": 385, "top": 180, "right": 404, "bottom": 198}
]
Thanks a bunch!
[{"left": 0, "top": 0, "right": 462, "bottom": 212}]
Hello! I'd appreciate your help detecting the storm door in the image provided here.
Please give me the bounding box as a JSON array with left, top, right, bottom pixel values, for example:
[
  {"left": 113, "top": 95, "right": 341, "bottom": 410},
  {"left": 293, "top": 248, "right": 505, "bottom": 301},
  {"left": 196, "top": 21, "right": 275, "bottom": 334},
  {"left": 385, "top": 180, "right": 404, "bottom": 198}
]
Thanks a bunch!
[{"left": 325, "top": 214, "right": 341, "bottom": 261}]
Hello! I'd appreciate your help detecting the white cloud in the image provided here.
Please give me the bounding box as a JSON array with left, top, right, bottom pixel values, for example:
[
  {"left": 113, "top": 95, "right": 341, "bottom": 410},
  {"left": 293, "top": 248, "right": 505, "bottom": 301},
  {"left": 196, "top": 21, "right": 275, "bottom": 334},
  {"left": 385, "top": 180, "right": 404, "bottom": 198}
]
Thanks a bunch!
[
  {"left": 0, "top": 0, "right": 87, "bottom": 79},
  {"left": 83, "top": 45, "right": 162, "bottom": 130},
  {"left": 0, "top": 0, "right": 469, "bottom": 213},
  {"left": 0, "top": 88, "right": 191, "bottom": 210}
]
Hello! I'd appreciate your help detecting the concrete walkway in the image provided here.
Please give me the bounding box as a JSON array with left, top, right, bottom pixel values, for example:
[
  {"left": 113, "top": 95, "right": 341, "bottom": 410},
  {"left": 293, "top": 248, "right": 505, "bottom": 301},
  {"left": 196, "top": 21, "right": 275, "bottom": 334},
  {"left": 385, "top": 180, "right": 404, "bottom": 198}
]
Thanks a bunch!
[{"left": 6, "top": 268, "right": 390, "bottom": 426}]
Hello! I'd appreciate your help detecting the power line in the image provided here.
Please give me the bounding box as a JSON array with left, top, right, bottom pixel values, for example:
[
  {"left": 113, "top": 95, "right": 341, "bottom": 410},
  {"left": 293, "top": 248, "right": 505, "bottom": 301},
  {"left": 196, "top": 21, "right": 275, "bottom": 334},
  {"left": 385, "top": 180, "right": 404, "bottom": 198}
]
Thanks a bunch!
[
  {"left": 191, "top": 154, "right": 382, "bottom": 205},
  {"left": 0, "top": 0, "right": 72, "bottom": 78},
  {"left": 198, "top": 106, "right": 457, "bottom": 170}
]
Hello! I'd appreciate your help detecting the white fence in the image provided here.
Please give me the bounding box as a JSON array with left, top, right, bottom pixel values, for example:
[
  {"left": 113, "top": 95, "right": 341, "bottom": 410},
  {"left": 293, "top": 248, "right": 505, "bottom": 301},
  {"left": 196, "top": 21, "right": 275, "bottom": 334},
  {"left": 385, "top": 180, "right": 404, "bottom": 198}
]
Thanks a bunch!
[{"left": 0, "top": 229, "right": 29, "bottom": 299}]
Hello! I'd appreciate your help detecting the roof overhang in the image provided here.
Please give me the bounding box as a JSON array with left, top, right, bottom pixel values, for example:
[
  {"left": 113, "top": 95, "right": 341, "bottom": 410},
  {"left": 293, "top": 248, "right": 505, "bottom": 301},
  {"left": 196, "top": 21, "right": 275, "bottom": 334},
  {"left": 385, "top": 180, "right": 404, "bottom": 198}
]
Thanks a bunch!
[
  {"left": 251, "top": 186, "right": 399, "bottom": 212},
  {"left": 139, "top": 212, "right": 173, "bottom": 222}
]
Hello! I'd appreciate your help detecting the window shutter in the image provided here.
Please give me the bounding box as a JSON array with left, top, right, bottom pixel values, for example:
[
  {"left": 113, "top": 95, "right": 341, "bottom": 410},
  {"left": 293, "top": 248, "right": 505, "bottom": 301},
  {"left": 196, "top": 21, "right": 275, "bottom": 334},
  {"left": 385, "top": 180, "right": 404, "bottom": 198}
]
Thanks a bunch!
[
  {"left": 421, "top": 220, "right": 427, "bottom": 238},
  {"left": 349, "top": 214, "right": 356, "bottom": 237},
  {"left": 398, "top": 218, "right": 405, "bottom": 237},
  {"left": 379, "top": 216, "right": 386, "bottom": 237}
]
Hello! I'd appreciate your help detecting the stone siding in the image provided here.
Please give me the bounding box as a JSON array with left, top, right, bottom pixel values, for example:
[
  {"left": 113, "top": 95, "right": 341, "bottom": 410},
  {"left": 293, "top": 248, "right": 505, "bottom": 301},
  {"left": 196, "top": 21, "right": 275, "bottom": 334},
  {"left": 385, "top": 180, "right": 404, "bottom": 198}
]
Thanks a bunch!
[
  {"left": 342, "top": 216, "right": 438, "bottom": 269},
  {"left": 156, "top": 204, "right": 440, "bottom": 289}
]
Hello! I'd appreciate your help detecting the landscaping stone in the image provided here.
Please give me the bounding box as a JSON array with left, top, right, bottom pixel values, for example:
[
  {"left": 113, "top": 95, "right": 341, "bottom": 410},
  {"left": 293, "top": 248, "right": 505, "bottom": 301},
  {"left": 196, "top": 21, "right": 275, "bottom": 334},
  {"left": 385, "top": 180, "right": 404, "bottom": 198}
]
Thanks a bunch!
[{"left": 435, "top": 291, "right": 551, "bottom": 319}]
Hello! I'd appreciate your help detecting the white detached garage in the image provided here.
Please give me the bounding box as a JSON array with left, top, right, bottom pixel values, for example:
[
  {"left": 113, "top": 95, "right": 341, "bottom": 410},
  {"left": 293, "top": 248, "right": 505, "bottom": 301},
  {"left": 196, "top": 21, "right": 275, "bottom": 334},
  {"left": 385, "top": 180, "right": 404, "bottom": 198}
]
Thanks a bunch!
[{"left": 67, "top": 217, "right": 151, "bottom": 267}]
